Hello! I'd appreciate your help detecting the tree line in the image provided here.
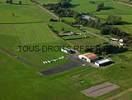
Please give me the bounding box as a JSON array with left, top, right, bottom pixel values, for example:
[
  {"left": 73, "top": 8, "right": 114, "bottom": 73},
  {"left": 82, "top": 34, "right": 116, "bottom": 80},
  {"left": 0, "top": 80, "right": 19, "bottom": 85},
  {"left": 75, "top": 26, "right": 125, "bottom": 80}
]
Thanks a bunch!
[
  {"left": 85, "top": 43, "right": 128, "bottom": 55},
  {"left": 6, "top": 0, "right": 22, "bottom": 5},
  {"left": 43, "top": 0, "right": 77, "bottom": 17}
]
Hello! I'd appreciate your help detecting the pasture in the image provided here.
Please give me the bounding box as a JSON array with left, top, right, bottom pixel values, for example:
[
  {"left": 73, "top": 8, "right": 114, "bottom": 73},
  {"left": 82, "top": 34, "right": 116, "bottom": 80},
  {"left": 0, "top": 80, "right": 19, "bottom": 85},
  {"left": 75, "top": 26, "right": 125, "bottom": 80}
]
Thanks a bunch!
[
  {"left": 71, "top": 0, "right": 132, "bottom": 34},
  {"left": 39, "top": 0, "right": 132, "bottom": 34},
  {"left": 0, "top": 0, "right": 69, "bottom": 71},
  {"left": 49, "top": 22, "right": 105, "bottom": 51},
  {"left": 72, "top": 0, "right": 132, "bottom": 15},
  {"left": 72, "top": 0, "right": 132, "bottom": 35}
]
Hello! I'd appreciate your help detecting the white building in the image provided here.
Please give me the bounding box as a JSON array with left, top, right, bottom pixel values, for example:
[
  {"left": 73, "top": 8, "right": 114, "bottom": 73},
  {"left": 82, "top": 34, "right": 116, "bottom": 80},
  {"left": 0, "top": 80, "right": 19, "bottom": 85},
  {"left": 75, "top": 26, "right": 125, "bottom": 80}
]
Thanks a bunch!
[
  {"left": 95, "top": 59, "right": 112, "bottom": 67},
  {"left": 111, "top": 38, "right": 118, "bottom": 41},
  {"left": 119, "top": 39, "right": 123, "bottom": 43},
  {"left": 61, "top": 48, "right": 77, "bottom": 54},
  {"left": 61, "top": 48, "right": 69, "bottom": 54},
  {"left": 81, "top": 15, "right": 95, "bottom": 21}
]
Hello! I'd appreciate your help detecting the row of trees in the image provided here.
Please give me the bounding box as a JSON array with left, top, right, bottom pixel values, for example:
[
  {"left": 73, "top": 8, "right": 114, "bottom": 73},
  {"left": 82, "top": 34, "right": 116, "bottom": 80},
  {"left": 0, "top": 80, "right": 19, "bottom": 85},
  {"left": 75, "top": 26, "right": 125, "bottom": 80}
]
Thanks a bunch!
[
  {"left": 58, "top": 0, "right": 72, "bottom": 8},
  {"left": 101, "top": 25, "right": 128, "bottom": 37},
  {"left": 44, "top": 0, "right": 72, "bottom": 9},
  {"left": 85, "top": 43, "right": 128, "bottom": 55},
  {"left": 44, "top": 0, "right": 77, "bottom": 17},
  {"left": 6, "top": 0, "right": 22, "bottom": 5}
]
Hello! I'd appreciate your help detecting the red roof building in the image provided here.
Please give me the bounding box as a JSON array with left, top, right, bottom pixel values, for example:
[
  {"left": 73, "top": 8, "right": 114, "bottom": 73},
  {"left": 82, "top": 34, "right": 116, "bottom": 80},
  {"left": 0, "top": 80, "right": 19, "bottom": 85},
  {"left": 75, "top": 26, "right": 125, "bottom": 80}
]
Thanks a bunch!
[{"left": 78, "top": 53, "right": 97, "bottom": 63}]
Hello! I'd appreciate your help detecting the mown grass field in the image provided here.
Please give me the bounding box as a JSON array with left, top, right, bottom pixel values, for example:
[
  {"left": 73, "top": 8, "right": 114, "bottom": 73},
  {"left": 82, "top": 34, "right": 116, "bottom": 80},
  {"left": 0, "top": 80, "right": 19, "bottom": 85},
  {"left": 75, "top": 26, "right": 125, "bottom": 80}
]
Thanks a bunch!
[
  {"left": 0, "top": 0, "right": 132, "bottom": 100},
  {"left": 0, "top": 0, "right": 69, "bottom": 70},
  {"left": 38, "top": 0, "right": 58, "bottom": 4},
  {"left": 116, "top": 91, "right": 132, "bottom": 100},
  {"left": 1, "top": 46, "right": 132, "bottom": 100}
]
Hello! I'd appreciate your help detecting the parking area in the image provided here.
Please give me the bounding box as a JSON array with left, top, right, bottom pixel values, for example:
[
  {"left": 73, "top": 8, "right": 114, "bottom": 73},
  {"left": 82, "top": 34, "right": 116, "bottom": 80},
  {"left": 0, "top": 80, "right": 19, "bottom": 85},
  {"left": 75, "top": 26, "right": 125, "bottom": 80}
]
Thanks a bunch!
[{"left": 41, "top": 55, "right": 87, "bottom": 75}]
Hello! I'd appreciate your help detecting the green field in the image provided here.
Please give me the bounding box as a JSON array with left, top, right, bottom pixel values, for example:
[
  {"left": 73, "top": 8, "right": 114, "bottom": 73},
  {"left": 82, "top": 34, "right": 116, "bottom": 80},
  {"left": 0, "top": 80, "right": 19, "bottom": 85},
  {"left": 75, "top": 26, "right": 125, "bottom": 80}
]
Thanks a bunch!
[
  {"left": 0, "top": 0, "right": 69, "bottom": 70},
  {"left": 0, "top": 0, "right": 132, "bottom": 100},
  {"left": 38, "top": 0, "right": 59, "bottom": 4},
  {"left": 116, "top": 91, "right": 132, "bottom": 100},
  {"left": 72, "top": 0, "right": 132, "bottom": 14},
  {"left": 39, "top": 0, "right": 132, "bottom": 34},
  {"left": 73, "top": 0, "right": 132, "bottom": 35}
]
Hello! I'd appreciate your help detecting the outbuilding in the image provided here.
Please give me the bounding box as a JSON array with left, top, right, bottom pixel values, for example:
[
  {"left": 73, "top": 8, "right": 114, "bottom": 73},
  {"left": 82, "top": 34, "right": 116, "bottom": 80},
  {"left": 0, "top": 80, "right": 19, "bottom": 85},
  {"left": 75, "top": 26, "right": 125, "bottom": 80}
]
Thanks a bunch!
[
  {"left": 95, "top": 59, "right": 112, "bottom": 67},
  {"left": 81, "top": 15, "right": 95, "bottom": 21},
  {"left": 111, "top": 38, "right": 118, "bottom": 41},
  {"left": 78, "top": 53, "right": 97, "bottom": 63},
  {"left": 61, "top": 48, "right": 77, "bottom": 54}
]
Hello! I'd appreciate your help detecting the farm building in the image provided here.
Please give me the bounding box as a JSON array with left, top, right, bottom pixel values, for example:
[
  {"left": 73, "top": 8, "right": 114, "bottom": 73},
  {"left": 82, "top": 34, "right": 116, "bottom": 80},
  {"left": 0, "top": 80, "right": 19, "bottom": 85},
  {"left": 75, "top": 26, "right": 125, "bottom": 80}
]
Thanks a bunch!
[
  {"left": 81, "top": 15, "right": 95, "bottom": 21},
  {"left": 119, "top": 39, "right": 123, "bottom": 43},
  {"left": 110, "top": 38, "right": 118, "bottom": 41},
  {"left": 95, "top": 59, "right": 112, "bottom": 67},
  {"left": 78, "top": 53, "right": 97, "bottom": 63},
  {"left": 61, "top": 48, "right": 77, "bottom": 54}
]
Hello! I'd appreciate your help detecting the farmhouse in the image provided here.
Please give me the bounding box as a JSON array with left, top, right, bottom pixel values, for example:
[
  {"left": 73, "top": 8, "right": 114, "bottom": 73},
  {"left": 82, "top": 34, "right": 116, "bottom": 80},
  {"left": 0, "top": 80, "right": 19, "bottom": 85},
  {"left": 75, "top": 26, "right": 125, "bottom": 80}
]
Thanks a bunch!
[
  {"left": 78, "top": 53, "right": 97, "bottom": 63},
  {"left": 95, "top": 58, "right": 112, "bottom": 67}
]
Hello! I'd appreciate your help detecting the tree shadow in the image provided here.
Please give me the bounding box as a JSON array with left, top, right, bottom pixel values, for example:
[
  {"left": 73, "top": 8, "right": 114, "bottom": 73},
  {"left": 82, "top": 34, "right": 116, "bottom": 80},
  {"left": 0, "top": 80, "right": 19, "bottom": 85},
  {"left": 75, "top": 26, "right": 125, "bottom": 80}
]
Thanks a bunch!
[
  {"left": 0, "top": 21, "right": 45, "bottom": 25},
  {"left": 112, "top": 21, "right": 132, "bottom": 25},
  {"left": 120, "top": 21, "right": 132, "bottom": 25},
  {"left": 103, "top": 6, "right": 114, "bottom": 10},
  {"left": 71, "top": 4, "right": 80, "bottom": 8},
  {"left": 12, "top": 2, "right": 30, "bottom": 5}
]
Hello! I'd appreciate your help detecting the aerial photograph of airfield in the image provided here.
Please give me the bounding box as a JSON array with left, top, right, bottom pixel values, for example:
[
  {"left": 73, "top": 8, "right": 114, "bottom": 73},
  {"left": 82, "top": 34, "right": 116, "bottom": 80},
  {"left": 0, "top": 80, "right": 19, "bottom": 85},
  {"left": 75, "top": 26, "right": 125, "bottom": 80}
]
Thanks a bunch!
[{"left": 0, "top": 0, "right": 132, "bottom": 100}]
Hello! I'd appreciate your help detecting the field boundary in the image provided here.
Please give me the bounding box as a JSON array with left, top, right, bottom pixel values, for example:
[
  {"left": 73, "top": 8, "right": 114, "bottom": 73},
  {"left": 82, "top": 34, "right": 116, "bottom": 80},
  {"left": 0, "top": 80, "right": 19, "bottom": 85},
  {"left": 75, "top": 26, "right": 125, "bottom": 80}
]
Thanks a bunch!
[
  {"left": 0, "top": 48, "right": 36, "bottom": 67},
  {"left": 116, "top": 1, "right": 132, "bottom": 7},
  {"left": 31, "top": 0, "right": 59, "bottom": 20},
  {"left": 107, "top": 88, "right": 132, "bottom": 100}
]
